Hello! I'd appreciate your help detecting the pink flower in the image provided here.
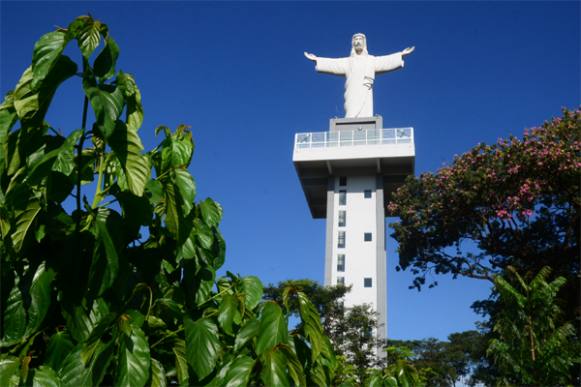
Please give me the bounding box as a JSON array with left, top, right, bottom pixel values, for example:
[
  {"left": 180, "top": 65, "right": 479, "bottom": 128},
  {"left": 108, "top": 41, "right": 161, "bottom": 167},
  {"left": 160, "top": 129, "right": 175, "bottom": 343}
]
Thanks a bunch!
[
  {"left": 521, "top": 209, "right": 533, "bottom": 217},
  {"left": 496, "top": 209, "right": 511, "bottom": 219}
]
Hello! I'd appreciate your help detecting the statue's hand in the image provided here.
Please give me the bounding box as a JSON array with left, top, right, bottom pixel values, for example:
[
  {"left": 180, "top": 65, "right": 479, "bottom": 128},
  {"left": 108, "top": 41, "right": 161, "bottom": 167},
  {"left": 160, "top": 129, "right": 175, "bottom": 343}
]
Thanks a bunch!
[
  {"left": 402, "top": 46, "right": 415, "bottom": 56},
  {"left": 304, "top": 52, "right": 317, "bottom": 61}
]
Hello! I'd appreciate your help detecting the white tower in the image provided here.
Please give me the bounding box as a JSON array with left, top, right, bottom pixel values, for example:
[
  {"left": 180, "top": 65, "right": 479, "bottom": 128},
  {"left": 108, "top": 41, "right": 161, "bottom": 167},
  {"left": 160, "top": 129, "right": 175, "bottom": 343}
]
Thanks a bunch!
[{"left": 293, "top": 116, "right": 415, "bottom": 343}]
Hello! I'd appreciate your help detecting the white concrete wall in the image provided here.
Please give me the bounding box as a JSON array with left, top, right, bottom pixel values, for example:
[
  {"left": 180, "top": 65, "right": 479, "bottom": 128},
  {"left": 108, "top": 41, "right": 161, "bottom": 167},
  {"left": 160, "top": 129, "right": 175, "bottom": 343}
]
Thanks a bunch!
[{"left": 331, "top": 175, "right": 378, "bottom": 309}]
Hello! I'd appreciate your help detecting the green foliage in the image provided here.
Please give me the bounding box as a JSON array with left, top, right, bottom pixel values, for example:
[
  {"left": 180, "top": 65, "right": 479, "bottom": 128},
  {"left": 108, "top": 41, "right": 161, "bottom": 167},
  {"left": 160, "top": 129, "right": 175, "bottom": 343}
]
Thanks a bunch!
[
  {"left": 389, "top": 109, "right": 580, "bottom": 291},
  {"left": 0, "top": 15, "right": 336, "bottom": 386},
  {"left": 367, "top": 346, "right": 422, "bottom": 387},
  {"left": 487, "top": 266, "right": 579, "bottom": 384},
  {"left": 389, "top": 111, "right": 581, "bottom": 382},
  {"left": 265, "top": 280, "right": 379, "bottom": 385},
  {"left": 386, "top": 331, "right": 489, "bottom": 387}
]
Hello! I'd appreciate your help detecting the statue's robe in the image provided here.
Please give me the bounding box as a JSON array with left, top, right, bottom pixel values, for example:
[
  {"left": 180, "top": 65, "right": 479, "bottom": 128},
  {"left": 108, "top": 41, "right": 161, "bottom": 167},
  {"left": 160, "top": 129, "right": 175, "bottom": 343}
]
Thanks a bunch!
[{"left": 315, "top": 52, "right": 404, "bottom": 118}]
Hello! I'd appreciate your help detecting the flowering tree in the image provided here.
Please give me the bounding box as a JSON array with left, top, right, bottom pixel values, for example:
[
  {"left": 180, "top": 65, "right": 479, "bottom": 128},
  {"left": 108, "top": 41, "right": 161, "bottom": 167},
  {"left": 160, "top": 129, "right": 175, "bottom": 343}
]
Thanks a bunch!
[
  {"left": 388, "top": 109, "right": 579, "bottom": 300},
  {"left": 389, "top": 110, "right": 581, "bottom": 383}
]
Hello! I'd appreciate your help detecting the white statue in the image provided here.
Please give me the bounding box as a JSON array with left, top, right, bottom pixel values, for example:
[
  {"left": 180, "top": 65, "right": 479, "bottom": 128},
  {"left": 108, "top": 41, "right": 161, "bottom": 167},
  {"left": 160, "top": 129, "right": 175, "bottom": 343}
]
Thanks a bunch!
[{"left": 305, "top": 33, "right": 415, "bottom": 118}]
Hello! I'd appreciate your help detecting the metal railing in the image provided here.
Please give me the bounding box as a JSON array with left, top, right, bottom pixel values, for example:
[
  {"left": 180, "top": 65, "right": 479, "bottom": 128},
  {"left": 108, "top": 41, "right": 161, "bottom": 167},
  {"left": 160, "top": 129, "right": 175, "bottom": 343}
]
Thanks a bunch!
[{"left": 294, "top": 127, "right": 413, "bottom": 150}]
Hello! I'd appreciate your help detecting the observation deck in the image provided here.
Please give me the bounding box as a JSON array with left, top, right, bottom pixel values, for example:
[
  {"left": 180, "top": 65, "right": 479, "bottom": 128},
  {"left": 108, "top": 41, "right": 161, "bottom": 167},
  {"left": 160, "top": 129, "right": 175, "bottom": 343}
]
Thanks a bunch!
[{"left": 293, "top": 125, "right": 415, "bottom": 218}]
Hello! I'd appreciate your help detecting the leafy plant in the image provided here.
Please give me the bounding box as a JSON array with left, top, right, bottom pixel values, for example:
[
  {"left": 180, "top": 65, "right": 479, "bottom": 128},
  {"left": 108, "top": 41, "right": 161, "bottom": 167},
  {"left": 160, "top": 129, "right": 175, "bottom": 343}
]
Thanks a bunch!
[
  {"left": 487, "top": 266, "right": 579, "bottom": 385},
  {"left": 367, "top": 346, "right": 422, "bottom": 387},
  {"left": 0, "top": 15, "right": 335, "bottom": 386},
  {"left": 265, "top": 280, "right": 385, "bottom": 385},
  {"left": 389, "top": 109, "right": 580, "bottom": 292}
]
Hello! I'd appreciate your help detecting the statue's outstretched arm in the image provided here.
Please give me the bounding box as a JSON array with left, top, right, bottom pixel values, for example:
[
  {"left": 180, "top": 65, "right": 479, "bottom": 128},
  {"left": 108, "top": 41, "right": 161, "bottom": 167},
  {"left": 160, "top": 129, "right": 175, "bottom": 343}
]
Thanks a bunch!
[
  {"left": 304, "top": 51, "right": 317, "bottom": 61},
  {"left": 305, "top": 52, "right": 348, "bottom": 75},
  {"left": 402, "top": 46, "right": 415, "bottom": 56}
]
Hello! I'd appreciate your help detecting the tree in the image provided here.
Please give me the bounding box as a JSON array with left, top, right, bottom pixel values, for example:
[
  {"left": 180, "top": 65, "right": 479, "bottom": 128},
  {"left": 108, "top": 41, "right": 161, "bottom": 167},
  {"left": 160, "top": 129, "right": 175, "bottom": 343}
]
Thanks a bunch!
[
  {"left": 388, "top": 109, "right": 580, "bottom": 320},
  {"left": 389, "top": 110, "right": 580, "bottom": 383},
  {"left": 387, "top": 331, "right": 488, "bottom": 387},
  {"left": 368, "top": 345, "right": 423, "bottom": 387},
  {"left": 487, "top": 266, "right": 579, "bottom": 385},
  {"left": 389, "top": 109, "right": 579, "bottom": 283},
  {"left": 0, "top": 15, "right": 336, "bottom": 386},
  {"left": 264, "top": 280, "right": 382, "bottom": 384}
]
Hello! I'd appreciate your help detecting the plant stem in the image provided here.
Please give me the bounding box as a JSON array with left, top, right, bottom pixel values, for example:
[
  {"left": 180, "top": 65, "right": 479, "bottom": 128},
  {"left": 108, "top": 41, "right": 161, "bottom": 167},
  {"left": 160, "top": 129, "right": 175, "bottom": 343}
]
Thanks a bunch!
[
  {"left": 150, "top": 327, "right": 184, "bottom": 349},
  {"left": 75, "top": 58, "right": 89, "bottom": 254},
  {"left": 76, "top": 97, "right": 88, "bottom": 217},
  {"left": 91, "top": 153, "right": 105, "bottom": 208}
]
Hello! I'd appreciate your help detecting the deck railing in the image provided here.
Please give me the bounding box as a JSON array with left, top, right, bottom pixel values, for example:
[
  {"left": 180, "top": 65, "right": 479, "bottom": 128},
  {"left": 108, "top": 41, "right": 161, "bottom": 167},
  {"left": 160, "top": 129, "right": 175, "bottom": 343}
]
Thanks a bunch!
[{"left": 294, "top": 127, "right": 413, "bottom": 150}]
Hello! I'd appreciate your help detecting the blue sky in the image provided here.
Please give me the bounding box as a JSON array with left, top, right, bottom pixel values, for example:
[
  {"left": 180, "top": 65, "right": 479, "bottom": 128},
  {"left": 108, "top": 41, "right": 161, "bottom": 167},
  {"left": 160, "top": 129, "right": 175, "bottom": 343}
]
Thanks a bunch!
[{"left": 1, "top": 1, "right": 579, "bottom": 341}]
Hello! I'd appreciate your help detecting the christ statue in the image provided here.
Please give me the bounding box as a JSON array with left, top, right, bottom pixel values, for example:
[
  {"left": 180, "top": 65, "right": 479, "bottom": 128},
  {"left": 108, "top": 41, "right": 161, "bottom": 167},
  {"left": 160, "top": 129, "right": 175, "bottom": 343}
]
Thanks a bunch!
[{"left": 305, "top": 33, "right": 415, "bottom": 118}]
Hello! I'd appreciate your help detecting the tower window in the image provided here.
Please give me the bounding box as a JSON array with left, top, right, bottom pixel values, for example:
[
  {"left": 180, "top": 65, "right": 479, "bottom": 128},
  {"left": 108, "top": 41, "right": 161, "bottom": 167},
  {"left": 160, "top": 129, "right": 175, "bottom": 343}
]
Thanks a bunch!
[
  {"left": 338, "top": 231, "right": 346, "bottom": 248},
  {"left": 364, "top": 232, "right": 372, "bottom": 242},
  {"left": 337, "top": 276, "right": 345, "bottom": 285},
  {"left": 364, "top": 189, "right": 372, "bottom": 198},
  {"left": 364, "top": 278, "right": 373, "bottom": 288},
  {"left": 339, "top": 176, "right": 347, "bottom": 186},
  {"left": 339, "top": 190, "right": 346, "bottom": 205},
  {"left": 337, "top": 254, "right": 345, "bottom": 272},
  {"left": 338, "top": 210, "right": 346, "bottom": 227}
]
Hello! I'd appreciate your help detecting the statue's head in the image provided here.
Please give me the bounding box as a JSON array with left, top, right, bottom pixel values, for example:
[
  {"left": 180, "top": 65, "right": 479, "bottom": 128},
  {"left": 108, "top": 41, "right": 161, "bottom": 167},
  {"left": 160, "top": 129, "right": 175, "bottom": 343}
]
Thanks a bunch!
[{"left": 351, "top": 33, "right": 368, "bottom": 56}]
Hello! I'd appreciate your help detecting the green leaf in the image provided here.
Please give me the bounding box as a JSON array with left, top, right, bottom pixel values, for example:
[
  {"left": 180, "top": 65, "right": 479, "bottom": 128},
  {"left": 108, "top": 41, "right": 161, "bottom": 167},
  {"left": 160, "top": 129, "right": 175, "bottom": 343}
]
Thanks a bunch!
[
  {"left": 115, "top": 191, "right": 152, "bottom": 236},
  {"left": 118, "top": 72, "right": 143, "bottom": 133},
  {"left": 45, "top": 332, "right": 74, "bottom": 371},
  {"left": 280, "top": 345, "right": 306, "bottom": 387},
  {"left": 89, "top": 340, "right": 115, "bottom": 386},
  {"left": 69, "top": 16, "right": 102, "bottom": 58},
  {"left": 13, "top": 57, "right": 77, "bottom": 124},
  {"left": 309, "top": 361, "right": 328, "bottom": 387},
  {"left": 10, "top": 199, "right": 41, "bottom": 252},
  {"left": 0, "top": 356, "right": 20, "bottom": 387},
  {"left": 256, "top": 302, "right": 288, "bottom": 355},
  {"left": 85, "top": 85, "right": 124, "bottom": 138},
  {"left": 177, "top": 227, "right": 197, "bottom": 261},
  {"left": 115, "top": 326, "right": 151, "bottom": 387},
  {"left": 150, "top": 358, "right": 167, "bottom": 387},
  {"left": 160, "top": 130, "right": 193, "bottom": 170},
  {"left": 1, "top": 281, "right": 26, "bottom": 346},
  {"left": 173, "top": 340, "right": 189, "bottom": 386},
  {"left": 297, "top": 291, "right": 323, "bottom": 360},
  {"left": 199, "top": 198, "right": 222, "bottom": 227},
  {"left": 218, "top": 294, "right": 239, "bottom": 336},
  {"left": 25, "top": 263, "right": 56, "bottom": 335},
  {"left": 91, "top": 208, "right": 121, "bottom": 295},
  {"left": 234, "top": 318, "right": 260, "bottom": 352},
  {"left": 26, "top": 129, "right": 81, "bottom": 183},
  {"left": 195, "top": 220, "right": 214, "bottom": 250},
  {"left": 175, "top": 169, "right": 195, "bottom": 215},
  {"left": 12, "top": 67, "right": 37, "bottom": 120},
  {"left": 194, "top": 272, "right": 215, "bottom": 307},
  {"left": 93, "top": 36, "right": 119, "bottom": 80},
  {"left": 58, "top": 348, "right": 91, "bottom": 387},
  {"left": 184, "top": 317, "right": 222, "bottom": 380},
  {"left": 32, "top": 30, "right": 69, "bottom": 88},
  {"left": 221, "top": 355, "right": 255, "bottom": 387},
  {"left": 241, "top": 276, "right": 263, "bottom": 310},
  {"left": 63, "top": 298, "right": 110, "bottom": 342},
  {"left": 33, "top": 365, "right": 60, "bottom": 387},
  {"left": 52, "top": 129, "right": 82, "bottom": 176},
  {"left": 260, "top": 348, "right": 289, "bottom": 387},
  {"left": 0, "top": 103, "right": 17, "bottom": 170},
  {"left": 145, "top": 179, "right": 163, "bottom": 205},
  {"left": 162, "top": 181, "right": 180, "bottom": 236},
  {"left": 109, "top": 120, "right": 150, "bottom": 197}
]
